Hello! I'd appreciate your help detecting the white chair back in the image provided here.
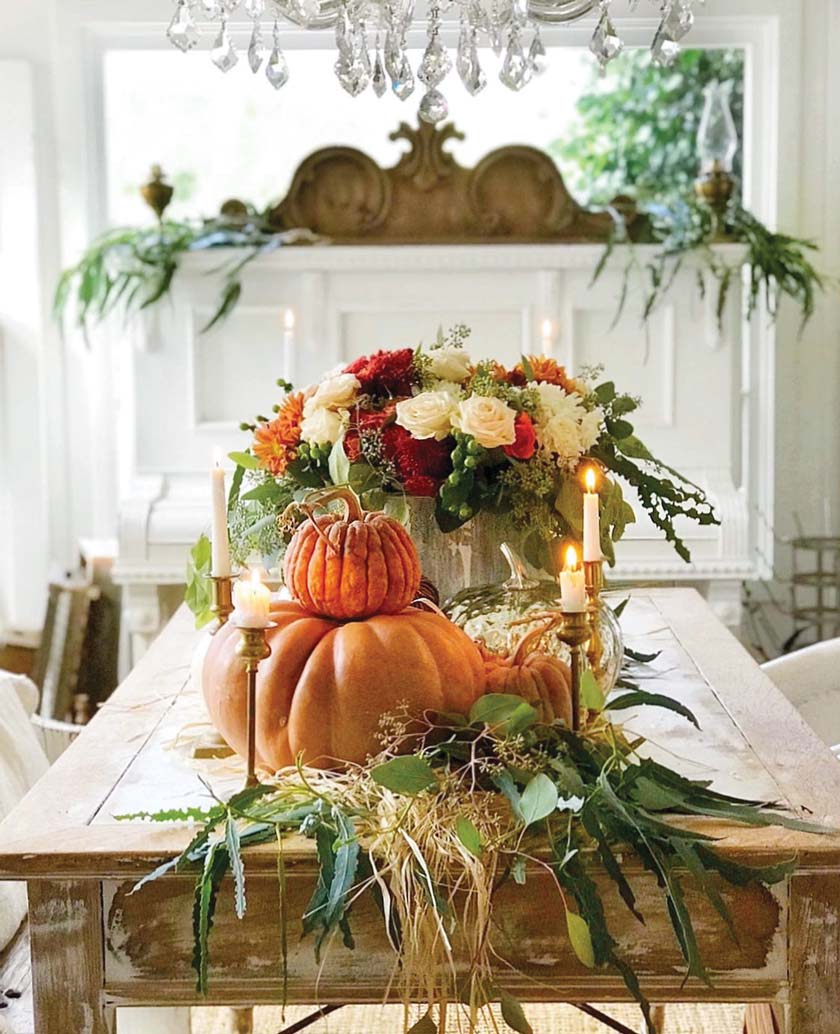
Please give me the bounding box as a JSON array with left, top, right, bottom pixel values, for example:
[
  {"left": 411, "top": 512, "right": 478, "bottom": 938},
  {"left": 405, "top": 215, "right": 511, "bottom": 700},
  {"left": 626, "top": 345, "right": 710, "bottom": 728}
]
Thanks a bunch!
[{"left": 762, "top": 638, "right": 840, "bottom": 756}]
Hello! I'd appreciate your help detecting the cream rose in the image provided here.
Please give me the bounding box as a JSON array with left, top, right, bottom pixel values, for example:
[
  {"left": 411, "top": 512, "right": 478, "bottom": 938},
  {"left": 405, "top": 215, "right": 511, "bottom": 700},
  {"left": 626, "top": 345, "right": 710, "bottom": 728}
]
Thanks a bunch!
[
  {"left": 452, "top": 395, "right": 517, "bottom": 448},
  {"left": 578, "top": 406, "right": 604, "bottom": 452},
  {"left": 395, "top": 391, "right": 457, "bottom": 441},
  {"left": 303, "top": 373, "right": 360, "bottom": 416},
  {"left": 300, "top": 407, "right": 344, "bottom": 445},
  {"left": 428, "top": 345, "right": 472, "bottom": 384}
]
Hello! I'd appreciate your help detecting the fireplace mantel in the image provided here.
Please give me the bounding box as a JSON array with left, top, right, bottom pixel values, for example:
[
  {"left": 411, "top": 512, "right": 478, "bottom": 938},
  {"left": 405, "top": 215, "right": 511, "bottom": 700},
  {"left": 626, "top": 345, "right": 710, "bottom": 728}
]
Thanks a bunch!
[{"left": 112, "top": 240, "right": 767, "bottom": 668}]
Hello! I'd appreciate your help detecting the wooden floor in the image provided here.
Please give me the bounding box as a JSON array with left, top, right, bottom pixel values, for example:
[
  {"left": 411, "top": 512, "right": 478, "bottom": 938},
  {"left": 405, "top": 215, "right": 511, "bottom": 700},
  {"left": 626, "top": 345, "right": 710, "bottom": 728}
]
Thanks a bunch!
[{"left": 0, "top": 924, "right": 32, "bottom": 1034}]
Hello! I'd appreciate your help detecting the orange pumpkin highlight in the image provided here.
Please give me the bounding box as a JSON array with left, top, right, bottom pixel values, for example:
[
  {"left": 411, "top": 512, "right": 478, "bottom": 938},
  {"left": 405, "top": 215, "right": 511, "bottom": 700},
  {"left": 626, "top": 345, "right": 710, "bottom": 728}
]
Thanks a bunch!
[
  {"left": 481, "top": 625, "right": 574, "bottom": 727},
  {"left": 203, "top": 601, "right": 486, "bottom": 770},
  {"left": 283, "top": 487, "right": 421, "bottom": 620}
]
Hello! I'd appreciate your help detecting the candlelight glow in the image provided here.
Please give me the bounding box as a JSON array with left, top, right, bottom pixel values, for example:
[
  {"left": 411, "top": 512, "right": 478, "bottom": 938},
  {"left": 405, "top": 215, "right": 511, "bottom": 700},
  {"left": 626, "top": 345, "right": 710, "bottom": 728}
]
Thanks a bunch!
[
  {"left": 284, "top": 308, "right": 296, "bottom": 331},
  {"left": 250, "top": 567, "right": 263, "bottom": 588},
  {"left": 565, "top": 545, "right": 579, "bottom": 571},
  {"left": 585, "top": 467, "right": 597, "bottom": 493},
  {"left": 541, "top": 318, "right": 552, "bottom": 339},
  {"left": 213, "top": 446, "right": 222, "bottom": 468}
]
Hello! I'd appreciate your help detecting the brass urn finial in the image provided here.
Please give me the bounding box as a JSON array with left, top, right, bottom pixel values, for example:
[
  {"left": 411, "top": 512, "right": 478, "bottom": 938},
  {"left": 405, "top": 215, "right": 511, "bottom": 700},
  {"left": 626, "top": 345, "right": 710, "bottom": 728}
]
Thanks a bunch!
[{"left": 140, "top": 164, "right": 174, "bottom": 222}]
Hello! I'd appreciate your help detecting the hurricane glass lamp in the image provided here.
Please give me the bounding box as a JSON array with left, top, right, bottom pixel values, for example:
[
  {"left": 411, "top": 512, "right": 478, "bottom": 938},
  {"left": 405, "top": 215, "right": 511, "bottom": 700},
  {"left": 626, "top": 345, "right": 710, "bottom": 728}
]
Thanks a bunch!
[{"left": 695, "top": 80, "right": 739, "bottom": 240}]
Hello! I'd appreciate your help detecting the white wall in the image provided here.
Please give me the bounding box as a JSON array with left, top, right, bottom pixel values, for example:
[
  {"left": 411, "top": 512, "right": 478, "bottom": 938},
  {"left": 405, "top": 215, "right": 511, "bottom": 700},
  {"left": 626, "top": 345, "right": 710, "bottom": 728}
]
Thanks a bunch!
[{"left": 0, "top": 0, "right": 838, "bottom": 638}]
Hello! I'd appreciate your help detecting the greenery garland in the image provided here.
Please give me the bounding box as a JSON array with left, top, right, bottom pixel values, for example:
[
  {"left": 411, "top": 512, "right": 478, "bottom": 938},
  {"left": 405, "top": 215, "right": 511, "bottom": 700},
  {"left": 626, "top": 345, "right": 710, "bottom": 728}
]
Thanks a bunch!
[
  {"left": 121, "top": 676, "right": 821, "bottom": 1034},
  {"left": 596, "top": 201, "right": 825, "bottom": 334},
  {"left": 54, "top": 202, "right": 824, "bottom": 342}
]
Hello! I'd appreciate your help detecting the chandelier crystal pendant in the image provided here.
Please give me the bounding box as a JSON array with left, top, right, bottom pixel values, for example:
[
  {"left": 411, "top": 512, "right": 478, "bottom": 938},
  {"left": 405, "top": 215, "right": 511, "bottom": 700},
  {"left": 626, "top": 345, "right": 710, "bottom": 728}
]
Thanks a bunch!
[{"left": 166, "top": 0, "right": 700, "bottom": 123}]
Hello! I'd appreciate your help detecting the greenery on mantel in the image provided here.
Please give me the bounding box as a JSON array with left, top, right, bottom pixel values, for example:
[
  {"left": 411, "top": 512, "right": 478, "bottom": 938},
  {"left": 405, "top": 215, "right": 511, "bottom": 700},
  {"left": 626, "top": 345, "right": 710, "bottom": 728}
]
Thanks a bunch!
[
  {"left": 52, "top": 214, "right": 319, "bottom": 339},
  {"left": 53, "top": 202, "right": 824, "bottom": 340},
  {"left": 598, "top": 201, "right": 825, "bottom": 334}
]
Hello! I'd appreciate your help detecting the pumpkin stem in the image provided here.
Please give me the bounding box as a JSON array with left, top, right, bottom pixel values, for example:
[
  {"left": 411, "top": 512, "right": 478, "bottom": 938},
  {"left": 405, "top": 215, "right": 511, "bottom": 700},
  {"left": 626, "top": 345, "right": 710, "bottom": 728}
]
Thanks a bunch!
[
  {"left": 511, "top": 619, "right": 556, "bottom": 665},
  {"left": 301, "top": 485, "right": 364, "bottom": 523}
]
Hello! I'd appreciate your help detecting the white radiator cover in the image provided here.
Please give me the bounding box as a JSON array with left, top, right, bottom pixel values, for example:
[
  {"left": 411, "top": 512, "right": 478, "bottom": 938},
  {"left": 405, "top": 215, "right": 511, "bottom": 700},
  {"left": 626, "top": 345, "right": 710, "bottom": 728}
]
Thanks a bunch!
[{"left": 112, "top": 242, "right": 770, "bottom": 665}]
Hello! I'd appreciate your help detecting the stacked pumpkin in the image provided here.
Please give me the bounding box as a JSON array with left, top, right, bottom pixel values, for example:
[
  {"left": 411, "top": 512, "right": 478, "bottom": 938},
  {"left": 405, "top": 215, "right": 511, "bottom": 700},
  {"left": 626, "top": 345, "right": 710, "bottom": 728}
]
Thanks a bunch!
[{"left": 203, "top": 488, "right": 574, "bottom": 772}]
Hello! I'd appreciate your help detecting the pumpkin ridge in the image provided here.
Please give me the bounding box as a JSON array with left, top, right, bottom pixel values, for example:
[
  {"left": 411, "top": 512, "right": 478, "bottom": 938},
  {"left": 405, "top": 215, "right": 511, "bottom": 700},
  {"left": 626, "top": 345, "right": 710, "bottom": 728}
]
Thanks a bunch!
[
  {"left": 376, "top": 522, "right": 408, "bottom": 614},
  {"left": 291, "top": 527, "right": 318, "bottom": 611},
  {"left": 324, "top": 523, "right": 347, "bottom": 619},
  {"left": 364, "top": 529, "right": 388, "bottom": 614}
]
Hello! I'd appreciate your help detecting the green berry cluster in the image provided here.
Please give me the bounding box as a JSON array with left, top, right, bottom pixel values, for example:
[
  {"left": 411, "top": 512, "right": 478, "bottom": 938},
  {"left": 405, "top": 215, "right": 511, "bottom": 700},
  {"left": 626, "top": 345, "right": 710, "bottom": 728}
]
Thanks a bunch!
[
  {"left": 296, "top": 440, "right": 332, "bottom": 466},
  {"left": 439, "top": 434, "right": 491, "bottom": 522}
]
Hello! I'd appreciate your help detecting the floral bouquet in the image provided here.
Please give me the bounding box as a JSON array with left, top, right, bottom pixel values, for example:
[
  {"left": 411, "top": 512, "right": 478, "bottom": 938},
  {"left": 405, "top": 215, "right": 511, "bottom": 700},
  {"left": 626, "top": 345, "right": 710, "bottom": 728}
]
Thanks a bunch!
[{"left": 223, "top": 326, "right": 716, "bottom": 579}]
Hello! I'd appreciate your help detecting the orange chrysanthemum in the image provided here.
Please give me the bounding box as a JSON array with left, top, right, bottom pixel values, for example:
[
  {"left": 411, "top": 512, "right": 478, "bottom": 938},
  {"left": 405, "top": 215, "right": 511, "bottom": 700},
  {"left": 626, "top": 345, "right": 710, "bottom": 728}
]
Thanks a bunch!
[
  {"left": 516, "top": 356, "right": 580, "bottom": 393},
  {"left": 252, "top": 391, "right": 304, "bottom": 476}
]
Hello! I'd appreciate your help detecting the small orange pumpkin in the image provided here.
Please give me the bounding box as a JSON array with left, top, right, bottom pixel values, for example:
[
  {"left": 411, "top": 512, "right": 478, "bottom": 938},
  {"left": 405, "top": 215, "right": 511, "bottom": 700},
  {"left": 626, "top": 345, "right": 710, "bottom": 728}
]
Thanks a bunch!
[
  {"left": 203, "top": 601, "right": 485, "bottom": 770},
  {"left": 481, "top": 625, "right": 574, "bottom": 727},
  {"left": 283, "top": 487, "right": 421, "bottom": 620}
]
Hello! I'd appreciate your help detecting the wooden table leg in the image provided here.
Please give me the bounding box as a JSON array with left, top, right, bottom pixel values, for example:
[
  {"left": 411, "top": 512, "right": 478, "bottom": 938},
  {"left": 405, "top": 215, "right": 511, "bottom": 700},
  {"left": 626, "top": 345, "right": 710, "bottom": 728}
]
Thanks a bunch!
[
  {"left": 28, "top": 880, "right": 114, "bottom": 1034},
  {"left": 789, "top": 874, "right": 840, "bottom": 1034}
]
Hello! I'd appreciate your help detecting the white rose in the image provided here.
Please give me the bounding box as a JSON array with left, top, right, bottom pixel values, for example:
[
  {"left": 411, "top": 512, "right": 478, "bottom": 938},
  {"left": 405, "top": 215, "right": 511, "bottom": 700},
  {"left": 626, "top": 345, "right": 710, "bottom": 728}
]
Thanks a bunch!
[
  {"left": 452, "top": 395, "right": 517, "bottom": 448},
  {"left": 428, "top": 345, "right": 472, "bottom": 384},
  {"left": 300, "top": 407, "right": 344, "bottom": 445},
  {"left": 395, "top": 391, "right": 457, "bottom": 441},
  {"left": 304, "top": 373, "right": 360, "bottom": 416}
]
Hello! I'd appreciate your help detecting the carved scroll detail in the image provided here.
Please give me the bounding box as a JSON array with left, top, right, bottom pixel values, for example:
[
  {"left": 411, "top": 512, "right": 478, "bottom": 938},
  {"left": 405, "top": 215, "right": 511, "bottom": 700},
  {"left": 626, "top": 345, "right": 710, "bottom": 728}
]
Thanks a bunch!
[{"left": 266, "top": 120, "right": 647, "bottom": 244}]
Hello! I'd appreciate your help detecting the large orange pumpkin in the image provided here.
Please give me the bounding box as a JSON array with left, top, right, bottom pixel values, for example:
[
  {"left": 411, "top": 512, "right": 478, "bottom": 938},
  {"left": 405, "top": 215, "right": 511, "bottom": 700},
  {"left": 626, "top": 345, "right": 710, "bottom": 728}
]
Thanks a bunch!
[
  {"left": 283, "top": 487, "right": 422, "bottom": 620},
  {"left": 481, "top": 625, "right": 574, "bottom": 727},
  {"left": 203, "top": 601, "right": 486, "bottom": 770}
]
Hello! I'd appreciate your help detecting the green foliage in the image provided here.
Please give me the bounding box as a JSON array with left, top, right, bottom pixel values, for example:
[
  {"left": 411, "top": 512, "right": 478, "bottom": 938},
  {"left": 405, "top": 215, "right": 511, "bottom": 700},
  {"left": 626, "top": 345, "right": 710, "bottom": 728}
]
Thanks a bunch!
[
  {"left": 184, "top": 534, "right": 213, "bottom": 629},
  {"left": 122, "top": 670, "right": 818, "bottom": 1028},
  {"left": 54, "top": 213, "right": 308, "bottom": 339},
  {"left": 551, "top": 48, "right": 745, "bottom": 207}
]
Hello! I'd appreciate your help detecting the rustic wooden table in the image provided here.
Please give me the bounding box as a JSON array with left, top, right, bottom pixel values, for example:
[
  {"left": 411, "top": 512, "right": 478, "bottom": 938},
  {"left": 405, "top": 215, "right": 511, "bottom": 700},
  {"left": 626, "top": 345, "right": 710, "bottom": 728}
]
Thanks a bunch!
[{"left": 2, "top": 589, "right": 840, "bottom": 1034}]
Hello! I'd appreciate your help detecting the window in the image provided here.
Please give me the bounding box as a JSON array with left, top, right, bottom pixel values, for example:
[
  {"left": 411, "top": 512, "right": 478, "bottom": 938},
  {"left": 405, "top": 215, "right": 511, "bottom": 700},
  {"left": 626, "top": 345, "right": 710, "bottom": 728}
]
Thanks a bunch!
[{"left": 102, "top": 45, "right": 744, "bottom": 223}]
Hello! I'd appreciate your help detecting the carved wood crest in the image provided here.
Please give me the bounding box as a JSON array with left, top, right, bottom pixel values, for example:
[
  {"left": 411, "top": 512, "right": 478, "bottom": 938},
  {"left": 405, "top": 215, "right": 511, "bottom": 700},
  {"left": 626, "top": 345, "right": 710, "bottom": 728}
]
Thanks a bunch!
[{"left": 264, "top": 121, "right": 648, "bottom": 244}]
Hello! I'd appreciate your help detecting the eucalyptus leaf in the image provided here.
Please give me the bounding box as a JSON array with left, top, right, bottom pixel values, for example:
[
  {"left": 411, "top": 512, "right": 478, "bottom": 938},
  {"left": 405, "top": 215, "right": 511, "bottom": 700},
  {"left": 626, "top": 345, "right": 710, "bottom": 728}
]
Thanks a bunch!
[
  {"left": 370, "top": 756, "right": 438, "bottom": 796},
  {"left": 229, "top": 450, "right": 260, "bottom": 470},
  {"left": 580, "top": 670, "right": 605, "bottom": 711},
  {"left": 566, "top": 909, "right": 596, "bottom": 968},
  {"left": 519, "top": 774, "right": 558, "bottom": 827},
  {"left": 455, "top": 816, "right": 483, "bottom": 858},
  {"left": 499, "top": 990, "right": 534, "bottom": 1034}
]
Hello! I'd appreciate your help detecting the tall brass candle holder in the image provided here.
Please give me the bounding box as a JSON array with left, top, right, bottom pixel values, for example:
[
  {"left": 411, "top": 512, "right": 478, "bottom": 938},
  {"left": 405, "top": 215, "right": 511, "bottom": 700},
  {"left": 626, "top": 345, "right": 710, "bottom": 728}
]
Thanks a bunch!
[
  {"left": 234, "top": 622, "right": 274, "bottom": 788},
  {"left": 584, "top": 559, "right": 605, "bottom": 676},
  {"left": 556, "top": 609, "right": 592, "bottom": 732},
  {"left": 209, "top": 574, "right": 235, "bottom": 632}
]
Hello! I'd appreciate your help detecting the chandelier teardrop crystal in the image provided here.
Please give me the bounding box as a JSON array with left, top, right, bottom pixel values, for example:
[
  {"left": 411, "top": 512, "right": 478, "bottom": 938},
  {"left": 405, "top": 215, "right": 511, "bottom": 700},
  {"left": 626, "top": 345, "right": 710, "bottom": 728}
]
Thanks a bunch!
[{"left": 166, "top": 0, "right": 700, "bottom": 121}]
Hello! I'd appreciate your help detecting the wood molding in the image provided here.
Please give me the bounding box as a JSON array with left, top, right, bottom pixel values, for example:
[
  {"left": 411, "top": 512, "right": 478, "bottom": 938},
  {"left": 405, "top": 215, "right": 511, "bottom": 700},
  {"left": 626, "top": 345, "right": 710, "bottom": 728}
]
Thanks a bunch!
[{"left": 263, "top": 120, "right": 649, "bottom": 245}]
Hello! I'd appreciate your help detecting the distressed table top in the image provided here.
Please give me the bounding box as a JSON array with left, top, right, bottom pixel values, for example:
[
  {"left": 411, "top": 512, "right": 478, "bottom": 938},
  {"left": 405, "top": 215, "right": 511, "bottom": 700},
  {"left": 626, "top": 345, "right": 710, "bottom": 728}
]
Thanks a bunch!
[{"left": 3, "top": 589, "right": 840, "bottom": 881}]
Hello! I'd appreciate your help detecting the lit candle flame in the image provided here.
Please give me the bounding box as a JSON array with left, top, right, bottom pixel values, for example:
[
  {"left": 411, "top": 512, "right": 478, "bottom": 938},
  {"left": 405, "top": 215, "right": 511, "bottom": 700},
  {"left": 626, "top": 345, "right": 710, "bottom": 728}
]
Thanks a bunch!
[
  {"left": 284, "top": 308, "right": 295, "bottom": 331},
  {"left": 565, "top": 545, "right": 579, "bottom": 571},
  {"left": 213, "top": 446, "right": 223, "bottom": 469},
  {"left": 585, "top": 467, "right": 597, "bottom": 493},
  {"left": 541, "top": 318, "right": 552, "bottom": 340}
]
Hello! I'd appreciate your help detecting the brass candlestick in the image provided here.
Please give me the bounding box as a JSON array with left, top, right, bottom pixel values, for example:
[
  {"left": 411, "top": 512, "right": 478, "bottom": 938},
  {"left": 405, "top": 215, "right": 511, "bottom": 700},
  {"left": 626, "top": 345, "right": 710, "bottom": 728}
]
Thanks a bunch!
[
  {"left": 209, "top": 574, "right": 235, "bottom": 632},
  {"left": 584, "top": 559, "right": 604, "bottom": 676},
  {"left": 556, "top": 609, "right": 592, "bottom": 732},
  {"left": 234, "top": 623, "right": 274, "bottom": 788}
]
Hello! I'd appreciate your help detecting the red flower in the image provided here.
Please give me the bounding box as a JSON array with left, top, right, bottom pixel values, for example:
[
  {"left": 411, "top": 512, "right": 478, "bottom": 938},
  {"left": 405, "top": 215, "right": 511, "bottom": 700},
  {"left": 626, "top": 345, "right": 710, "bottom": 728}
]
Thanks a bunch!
[
  {"left": 394, "top": 432, "right": 453, "bottom": 482},
  {"left": 346, "top": 349, "right": 417, "bottom": 397},
  {"left": 403, "top": 476, "right": 442, "bottom": 497},
  {"left": 503, "top": 412, "right": 537, "bottom": 460}
]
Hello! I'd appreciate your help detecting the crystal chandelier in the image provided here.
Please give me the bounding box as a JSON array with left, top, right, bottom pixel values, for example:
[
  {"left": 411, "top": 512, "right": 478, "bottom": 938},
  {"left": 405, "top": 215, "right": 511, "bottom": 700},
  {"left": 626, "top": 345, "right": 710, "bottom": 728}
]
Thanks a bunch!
[{"left": 166, "top": 0, "right": 700, "bottom": 124}]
